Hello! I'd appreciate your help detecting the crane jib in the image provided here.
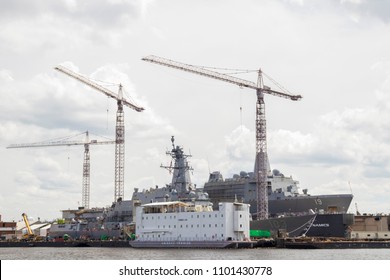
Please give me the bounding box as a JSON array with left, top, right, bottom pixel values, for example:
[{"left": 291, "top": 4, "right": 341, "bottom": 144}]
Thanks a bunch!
[
  {"left": 54, "top": 65, "right": 144, "bottom": 112},
  {"left": 142, "top": 55, "right": 302, "bottom": 101}
]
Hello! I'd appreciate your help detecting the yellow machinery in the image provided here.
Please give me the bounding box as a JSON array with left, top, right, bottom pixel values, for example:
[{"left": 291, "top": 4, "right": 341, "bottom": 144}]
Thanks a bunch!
[
  {"left": 22, "top": 213, "right": 33, "bottom": 237},
  {"left": 21, "top": 213, "right": 42, "bottom": 241}
]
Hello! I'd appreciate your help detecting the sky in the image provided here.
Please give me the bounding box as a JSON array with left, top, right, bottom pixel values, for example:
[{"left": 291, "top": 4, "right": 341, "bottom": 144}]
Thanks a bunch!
[{"left": 1, "top": 0, "right": 390, "bottom": 222}]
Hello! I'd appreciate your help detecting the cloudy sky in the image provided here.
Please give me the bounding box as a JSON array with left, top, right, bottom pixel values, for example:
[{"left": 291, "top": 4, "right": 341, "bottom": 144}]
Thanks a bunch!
[{"left": 1, "top": 0, "right": 390, "bottom": 221}]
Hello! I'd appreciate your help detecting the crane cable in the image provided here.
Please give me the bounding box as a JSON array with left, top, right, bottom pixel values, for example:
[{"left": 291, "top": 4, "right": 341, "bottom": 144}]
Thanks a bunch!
[
  {"left": 262, "top": 71, "right": 294, "bottom": 96},
  {"left": 193, "top": 64, "right": 256, "bottom": 130},
  {"left": 106, "top": 96, "right": 110, "bottom": 130},
  {"left": 198, "top": 64, "right": 293, "bottom": 96},
  {"left": 28, "top": 131, "right": 87, "bottom": 145},
  {"left": 193, "top": 64, "right": 258, "bottom": 75},
  {"left": 240, "top": 90, "right": 243, "bottom": 131}
]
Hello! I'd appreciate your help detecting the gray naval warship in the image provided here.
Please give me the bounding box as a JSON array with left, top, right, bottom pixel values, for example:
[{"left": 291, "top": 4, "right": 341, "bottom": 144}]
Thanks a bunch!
[
  {"left": 49, "top": 137, "right": 354, "bottom": 240},
  {"left": 204, "top": 169, "right": 354, "bottom": 238},
  {"left": 203, "top": 155, "right": 354, "bottom": 237},
  {"left": 205, "top": 169, "right": 353, "bottom": 218}
]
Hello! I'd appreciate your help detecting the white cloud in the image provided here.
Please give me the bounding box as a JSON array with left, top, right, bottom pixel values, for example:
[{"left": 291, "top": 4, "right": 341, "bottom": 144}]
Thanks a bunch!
[
  {"left": 0, "top": 69, "right": 14, "bottom": 82},
  {"left": 2, "top": 0, "right": 390, "bottom": 220},
  {"left": 340, "top": 0, "right": 363, "bottom": 4},
  {"left": 0, "top": 62, "right": 179, "bottom": 220}
]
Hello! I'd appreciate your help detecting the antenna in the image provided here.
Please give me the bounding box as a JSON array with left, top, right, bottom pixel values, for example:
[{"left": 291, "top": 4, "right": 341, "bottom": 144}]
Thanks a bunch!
[{"left": 355, "top": 202, "right": 361, "bottom": 215}]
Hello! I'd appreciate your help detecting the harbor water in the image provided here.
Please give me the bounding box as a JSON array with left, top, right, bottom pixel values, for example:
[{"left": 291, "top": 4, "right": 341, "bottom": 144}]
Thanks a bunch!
[
  {"left": 3, "top": 248, "right": 389, "bottom": 280},
  {"left": 1, "top": 247, "right": 390, "bottom": 260}
]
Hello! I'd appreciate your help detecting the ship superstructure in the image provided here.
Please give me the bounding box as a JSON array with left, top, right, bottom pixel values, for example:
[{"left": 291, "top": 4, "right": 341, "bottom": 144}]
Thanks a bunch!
[
  {"left": 204, "top": 169, "right": 353, "bottom": 218},
  {"left": 131, "top": 136, "right": 209, "bottom": 205}
]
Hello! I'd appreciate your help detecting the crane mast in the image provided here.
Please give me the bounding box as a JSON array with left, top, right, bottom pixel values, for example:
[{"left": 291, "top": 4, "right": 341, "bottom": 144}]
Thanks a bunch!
[
  {"left": 82, "top": 133, "right": 91, "bottom": 208},
  {"left": 142, "top": 55, "right": 302, "bottom": 220},
  {"left": 7, "top": 131, "right": 115, "bottom": 209},
  {"left": 255, "top": 70, "right": 268, "bottom": 220},
  {"left": 54, "top": 66, "right": 144, "bottom": 203}
]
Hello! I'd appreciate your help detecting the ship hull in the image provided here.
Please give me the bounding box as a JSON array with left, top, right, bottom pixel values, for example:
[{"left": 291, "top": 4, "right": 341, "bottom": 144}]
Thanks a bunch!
[
  {"left": 48, "top": 223, "right": 124, "bottom": 240},
  {"left": 129, "top": 240, "right": 255, "bottom": 249},
  {"left": 268, "top": 194, "right": 353, "bottom": 216},
  {"left": 0, "top": 240, "right": 131, "bottom": 247},
  {"left": 251, "top": 213, "right": 355, "bottom": 238},
  {"left": 283, "top": 240, "right": 390, "bottom": 249}
]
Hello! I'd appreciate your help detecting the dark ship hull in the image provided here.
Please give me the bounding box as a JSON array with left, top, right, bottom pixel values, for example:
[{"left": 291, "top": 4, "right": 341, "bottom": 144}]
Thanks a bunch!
[
  {"left": 251, "top": 213, "right": 355, "bottom": 238},
  {"left": 268, "top": 194, "right": 352, "bottom": 216},
  {"left": 204, "top": 170, "right": 354, "bottom": 238}
]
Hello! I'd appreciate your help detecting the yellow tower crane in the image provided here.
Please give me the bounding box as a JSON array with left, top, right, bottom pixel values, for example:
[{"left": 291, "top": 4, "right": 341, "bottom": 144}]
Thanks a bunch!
[
  {"left": 54, "top": 66, "right": 144, "bottom": 203},
  {"left": 142, "top": 55, "right": 302, "bottom": 220}
]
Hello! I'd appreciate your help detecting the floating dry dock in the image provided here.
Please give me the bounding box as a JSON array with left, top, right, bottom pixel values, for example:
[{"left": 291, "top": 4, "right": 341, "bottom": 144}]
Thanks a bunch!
[
  {"left": 0, "top": 239, "right": 271, "bottom": 248},
  {"left": 128, "top": 240, "right": 257, "bottom": 249},
  {"left": 2, "top": 238, "right": 390, "bottom": 249}
]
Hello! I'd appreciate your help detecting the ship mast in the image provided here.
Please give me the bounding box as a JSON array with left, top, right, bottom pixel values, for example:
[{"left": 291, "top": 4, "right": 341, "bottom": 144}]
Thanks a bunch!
[{"left": 160, "top": 136, "right": 194, "bottom": 194}]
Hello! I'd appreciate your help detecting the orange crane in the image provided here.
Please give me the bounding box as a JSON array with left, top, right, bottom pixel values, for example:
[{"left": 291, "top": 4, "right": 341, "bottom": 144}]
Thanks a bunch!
[
  {"left": 142, "top": 55, "right": 302, "bottom": 220},
  {"left": 54, "top": 65, "right": 144, "bottom": 203},
  {"left": 7, "top": 131, "right": 115, "bottom": 209}
]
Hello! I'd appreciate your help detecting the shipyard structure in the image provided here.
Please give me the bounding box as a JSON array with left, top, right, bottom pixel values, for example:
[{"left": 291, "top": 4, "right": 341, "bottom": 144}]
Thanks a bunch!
[
  {"left": 3, "top": 56, "right": 388, "bottom": 245},
  {"left": 2, "top": 137, "right": 390, "bottom": 247},
  {"left": 0, "top": 215, "right": 17, "bottom": 240},
  {"left": 44, "top": 137, "right": 360, "bottom": 241}
]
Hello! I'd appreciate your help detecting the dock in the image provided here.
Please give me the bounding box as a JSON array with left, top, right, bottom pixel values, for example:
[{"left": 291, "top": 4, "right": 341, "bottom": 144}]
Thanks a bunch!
[
  {"left": 2, "top": 237, "right": 390, "bottom": 249},
  {"left": 276, "top": 237, "right": 390, "bottom": 249},
  {"left": 0, "top": 240, "right": 132, "bottom": 248}
]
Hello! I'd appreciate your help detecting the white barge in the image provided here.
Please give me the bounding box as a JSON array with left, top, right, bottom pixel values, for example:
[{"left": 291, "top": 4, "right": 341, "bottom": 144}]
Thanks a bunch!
[{"left": 129, "top": 201, "right": 255, "bottom": 248}]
